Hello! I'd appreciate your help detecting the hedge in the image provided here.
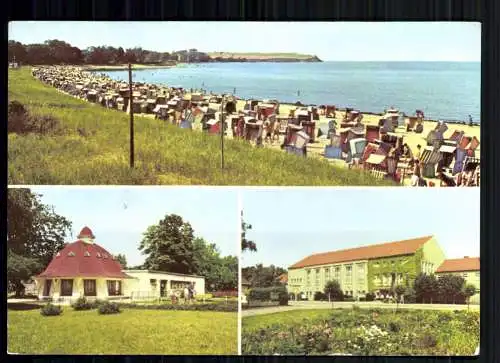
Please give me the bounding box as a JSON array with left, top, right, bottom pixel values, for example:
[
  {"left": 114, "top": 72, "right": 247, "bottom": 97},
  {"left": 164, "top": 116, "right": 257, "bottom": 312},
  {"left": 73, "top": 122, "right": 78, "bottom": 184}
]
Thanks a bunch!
[
  {"left": 248, "top": 286, "right": 288, "bottom": 306},
  {"left": 118, "top": 302, "right": 237, "bottom": 312}
]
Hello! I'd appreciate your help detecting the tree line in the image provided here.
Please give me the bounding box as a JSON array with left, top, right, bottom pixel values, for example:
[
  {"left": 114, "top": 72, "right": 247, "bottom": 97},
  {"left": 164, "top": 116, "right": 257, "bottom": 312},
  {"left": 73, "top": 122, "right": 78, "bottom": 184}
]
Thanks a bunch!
[
  {"left": 7, "top": 39, "right": 213, "bottom": 66},
  {"left": 7, "top": 189, "right": 237, "bottom": 296},
  {"left": 306, "top": 272, "right": 477, "bottom": 307}
]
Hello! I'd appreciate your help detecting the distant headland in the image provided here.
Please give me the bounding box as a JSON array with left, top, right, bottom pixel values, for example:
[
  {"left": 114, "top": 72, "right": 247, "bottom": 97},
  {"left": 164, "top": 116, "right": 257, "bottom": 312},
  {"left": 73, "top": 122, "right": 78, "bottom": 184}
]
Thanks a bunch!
[{"left": 206, "top": 52, "right": 322, "bottom": 63}]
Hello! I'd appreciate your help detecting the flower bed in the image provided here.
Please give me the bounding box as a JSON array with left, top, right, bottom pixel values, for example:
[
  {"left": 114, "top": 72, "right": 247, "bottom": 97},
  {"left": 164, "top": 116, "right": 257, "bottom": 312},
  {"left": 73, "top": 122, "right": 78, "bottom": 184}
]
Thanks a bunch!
[{"left": 242, "top": 308, "right": 479, "bottom": 355}]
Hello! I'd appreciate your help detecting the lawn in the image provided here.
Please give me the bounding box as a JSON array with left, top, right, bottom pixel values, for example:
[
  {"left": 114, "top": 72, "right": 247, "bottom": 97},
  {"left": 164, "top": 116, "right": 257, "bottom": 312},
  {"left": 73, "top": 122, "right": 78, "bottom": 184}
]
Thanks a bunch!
[
  {"left": 242, "top": 308, "right": 479, "bottom": 356},
  {"left": 8, "top": 308, "right": 237, "bottom": 354},
  {"left": 8, "top": 67, "right": 392, "bottom": 186}
]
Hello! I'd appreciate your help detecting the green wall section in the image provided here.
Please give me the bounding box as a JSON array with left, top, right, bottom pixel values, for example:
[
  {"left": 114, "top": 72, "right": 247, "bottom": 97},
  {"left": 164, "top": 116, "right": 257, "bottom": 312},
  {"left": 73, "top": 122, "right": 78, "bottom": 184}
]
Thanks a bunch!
[{"left": 367, "top": 251, "right": 423, "bottom": 291}]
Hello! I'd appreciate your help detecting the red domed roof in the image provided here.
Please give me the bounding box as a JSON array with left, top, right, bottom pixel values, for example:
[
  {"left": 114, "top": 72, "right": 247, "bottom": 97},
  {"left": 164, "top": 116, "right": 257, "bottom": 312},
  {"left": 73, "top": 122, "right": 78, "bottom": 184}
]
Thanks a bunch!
[{"left": 38, "top": 239, "right": 130, "bottom": 279}]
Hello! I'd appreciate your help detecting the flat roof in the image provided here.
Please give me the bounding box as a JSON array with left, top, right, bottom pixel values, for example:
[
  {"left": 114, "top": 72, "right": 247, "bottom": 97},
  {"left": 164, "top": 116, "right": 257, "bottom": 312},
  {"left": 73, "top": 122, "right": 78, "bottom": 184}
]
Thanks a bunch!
[{"left": 123, "top": 269, "right": 204, "bottom": 278}]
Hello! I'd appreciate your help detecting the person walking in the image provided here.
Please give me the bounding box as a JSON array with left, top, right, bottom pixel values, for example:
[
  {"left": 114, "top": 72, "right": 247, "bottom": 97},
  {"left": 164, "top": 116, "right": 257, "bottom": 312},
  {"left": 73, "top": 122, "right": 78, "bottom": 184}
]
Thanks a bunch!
[{"left": 183, "top": 286, "right": 190, "bottom": 304}]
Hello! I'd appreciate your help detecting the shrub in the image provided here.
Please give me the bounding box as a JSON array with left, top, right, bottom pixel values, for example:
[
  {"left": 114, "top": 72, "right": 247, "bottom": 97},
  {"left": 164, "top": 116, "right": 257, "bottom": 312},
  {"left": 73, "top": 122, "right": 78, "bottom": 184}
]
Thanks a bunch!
[
  {"left": 72, "top": 297, "right": 94, "bottom": 311},
  {"left": 314, "top": 291, "right": 327, "bottom": 301},
  {"left": 40, "top": 303, "right": 62, "bottom": 316},
  {"left": 388, "top": 321, "right": 401, "bottom": 332},
  {"left": 417, "top": 333, "right": 438, "bottom": 348},
  {"left": 98, "top": 301, "right": 121, "bottom": 315},
  {"left": 365, "top": 292, "right": 376, "bottom": 301},
  {"left": 8, "top": 100, "right": 62, "bottom": 135},
  {"left": 249, "top": 286, "right": 288, "bottom": 305}
]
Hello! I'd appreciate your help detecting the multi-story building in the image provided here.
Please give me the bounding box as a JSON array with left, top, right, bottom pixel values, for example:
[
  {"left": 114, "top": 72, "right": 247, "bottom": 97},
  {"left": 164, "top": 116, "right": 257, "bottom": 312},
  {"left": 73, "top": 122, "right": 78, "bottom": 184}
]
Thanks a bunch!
[
  {"left": 435, "top": 256, "right": 480, "bottom": 304},
  {"left": 288, "top": 235, "right": 446, "bottom": 300}
]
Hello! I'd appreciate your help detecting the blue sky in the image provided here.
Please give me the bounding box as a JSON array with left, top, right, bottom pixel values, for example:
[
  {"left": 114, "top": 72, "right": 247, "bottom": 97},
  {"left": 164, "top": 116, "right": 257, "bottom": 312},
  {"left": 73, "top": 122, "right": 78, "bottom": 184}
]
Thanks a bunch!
[
  {"left": 24, "top": 187, "right": 239, "bottom": 266},
  {"left": 8, "top": 21, "right": 481, "bottom": 61},
  {"left": 241, "top": 188, "right": 480, "bottom": 268}
]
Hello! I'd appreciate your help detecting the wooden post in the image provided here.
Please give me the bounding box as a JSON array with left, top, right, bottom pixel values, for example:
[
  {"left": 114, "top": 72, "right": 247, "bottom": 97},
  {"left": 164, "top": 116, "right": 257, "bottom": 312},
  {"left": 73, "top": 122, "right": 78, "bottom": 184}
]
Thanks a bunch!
[
  {"left": 220, "top": 96, "right": 225, "bottom": 169},
  {"left": 128, "top": 63, "right": 135, "bottom": 168}
]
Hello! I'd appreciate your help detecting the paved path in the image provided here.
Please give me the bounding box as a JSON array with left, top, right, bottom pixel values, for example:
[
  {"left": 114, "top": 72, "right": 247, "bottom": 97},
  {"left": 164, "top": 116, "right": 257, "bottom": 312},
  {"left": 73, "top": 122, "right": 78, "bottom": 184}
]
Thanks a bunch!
[{"left": 242, "top": 300, "right": 479, "bottom": 317}]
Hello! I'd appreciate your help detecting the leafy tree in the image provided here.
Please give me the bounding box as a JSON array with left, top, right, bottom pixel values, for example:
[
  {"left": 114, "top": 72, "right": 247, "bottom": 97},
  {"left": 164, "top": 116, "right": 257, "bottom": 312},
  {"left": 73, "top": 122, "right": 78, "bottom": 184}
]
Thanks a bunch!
[
  {"left": 241, "top": 210, "right": 256, "bottom": 252},
  {"left": 114, "top": 253, "right": 127, "bottom": 269},
  {"left": 413, "top": 273, "right": 438, "bottom": 303},
  {"left": 8, "top": 40, "right": 27, "bottom": 63},
  {"left": 394, "top": 285, "right": 406, "bottom": 309},
  {"left": 139, "top": 214, "right": 195, "bottom": 274},
  {"left": 463, "top": 284, "right": 477, "bottom": 310},
  {"left": 242, "top": 264, "right": 287, "bottom": 288},
  {"left": 437, "top": 274, "right": 466, "bottom": 304},
  {"left": 324, "top": 279, "right": 343, "bottom": 301},
  {"left": 7, "top": 189, "right": 72, "bottom": 296},
  {"left": 192, "top": 237, "right": 237, "bottom": 291}
]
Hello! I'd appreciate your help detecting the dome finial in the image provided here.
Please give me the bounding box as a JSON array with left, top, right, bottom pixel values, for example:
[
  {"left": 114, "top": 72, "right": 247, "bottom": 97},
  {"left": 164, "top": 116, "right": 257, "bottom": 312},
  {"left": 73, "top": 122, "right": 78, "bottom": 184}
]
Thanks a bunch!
[{"left": 77, "top": 226, "right": 95, "bottom": 243}]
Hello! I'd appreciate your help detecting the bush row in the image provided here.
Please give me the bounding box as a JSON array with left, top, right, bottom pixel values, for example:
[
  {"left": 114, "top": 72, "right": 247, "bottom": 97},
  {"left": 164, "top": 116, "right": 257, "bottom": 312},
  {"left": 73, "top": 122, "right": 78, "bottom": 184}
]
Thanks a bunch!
[
  {"left": 119, "top": 302, "right": 237, "bottom": 312},
  {"left": 248, "top": 286, "right": 288, "bottom": 306}
]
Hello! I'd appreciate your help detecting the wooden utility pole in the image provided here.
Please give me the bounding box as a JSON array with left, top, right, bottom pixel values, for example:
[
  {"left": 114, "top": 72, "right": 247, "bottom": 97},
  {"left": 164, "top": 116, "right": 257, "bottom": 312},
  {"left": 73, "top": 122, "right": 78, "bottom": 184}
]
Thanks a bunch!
[
  {"left": 220, "top": 96, "right": 225, "bottom": 169},
  {"left": 128, "top": 63, "right": 135, "bottom": 168}
]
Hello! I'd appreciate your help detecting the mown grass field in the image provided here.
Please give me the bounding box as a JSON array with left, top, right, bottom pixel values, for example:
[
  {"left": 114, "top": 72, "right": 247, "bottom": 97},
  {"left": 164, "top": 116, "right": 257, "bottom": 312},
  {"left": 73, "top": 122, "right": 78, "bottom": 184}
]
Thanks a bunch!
[
  {"left": 8, "top": 67, "right": 392, "bottom": 185},
  {"left": 242, "top": 308, "right": 479, "bottom": 356},
  {"left": 8, "top": 308, "right": 237, "bottom": 354}
]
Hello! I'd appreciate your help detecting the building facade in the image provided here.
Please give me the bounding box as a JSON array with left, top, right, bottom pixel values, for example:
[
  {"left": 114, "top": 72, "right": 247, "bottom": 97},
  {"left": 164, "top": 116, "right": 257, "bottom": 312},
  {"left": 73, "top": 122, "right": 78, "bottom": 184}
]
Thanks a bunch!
[
  {"left": 288, "top": 236, "right": 446, "bottom": 300},
  {"left": 123, "top": 270, "right": 205, "bottom": 299},
  {"left": 435, "top": 256, "right": 480, "bottom": 304},
  {"left": 35, "top": 226, "right": 205, "bottom": 304}
]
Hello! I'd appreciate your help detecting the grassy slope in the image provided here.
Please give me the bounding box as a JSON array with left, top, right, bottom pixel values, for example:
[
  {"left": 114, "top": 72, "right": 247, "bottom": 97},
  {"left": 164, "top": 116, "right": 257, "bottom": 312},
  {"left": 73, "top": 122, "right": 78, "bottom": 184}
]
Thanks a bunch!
[
  {"left": 8, "top": 309, "right": 237, "bottom": 354},
  {"left": 8, "top": 68, "right": 392, "bottom": 185}
]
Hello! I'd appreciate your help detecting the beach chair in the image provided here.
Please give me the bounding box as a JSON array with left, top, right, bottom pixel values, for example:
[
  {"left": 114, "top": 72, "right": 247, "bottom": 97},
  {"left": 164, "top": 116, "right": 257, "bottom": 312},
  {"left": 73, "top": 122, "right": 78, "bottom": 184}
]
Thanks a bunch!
[
  {"left": 300, "top": 121, "right": 316, "bottom": 143},
  {"left": 438, "top": 144, "right": 456, "bottom": 168},
  {"left": 361, "top": 143, "right": 379, "bottom": 165},
  {"left": 452, "top": 147, "right": 468, "bottom": 175},
  {"left": 365, "top": 125, "right": 380, "bottom": 143},
  {"left": 349, "top": 138, "right": 367, "bottom": 160},
  {"left": 420, "top": 146, "right": 442, "bottom": 178}
]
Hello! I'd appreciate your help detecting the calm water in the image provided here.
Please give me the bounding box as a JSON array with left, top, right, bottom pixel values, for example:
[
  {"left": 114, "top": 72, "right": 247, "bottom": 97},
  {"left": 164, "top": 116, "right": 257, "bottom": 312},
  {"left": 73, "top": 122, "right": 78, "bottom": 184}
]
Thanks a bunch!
[{"left": 103, "top": 61, "right": 480, "bottom": 122}]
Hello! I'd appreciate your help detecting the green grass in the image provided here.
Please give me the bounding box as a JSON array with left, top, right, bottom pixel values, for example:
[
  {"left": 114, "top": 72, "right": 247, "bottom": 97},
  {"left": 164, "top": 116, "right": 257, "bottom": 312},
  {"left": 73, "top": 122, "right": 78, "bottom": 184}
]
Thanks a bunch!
[
  {"left": 8, "top": 67, "right": 392, "bottom": 185},
  {"left": 242, "top": 308, "right": 479, "bottom": 355},
  {"left": 8, "top": 308, "right": 237, "bottom": 354}
]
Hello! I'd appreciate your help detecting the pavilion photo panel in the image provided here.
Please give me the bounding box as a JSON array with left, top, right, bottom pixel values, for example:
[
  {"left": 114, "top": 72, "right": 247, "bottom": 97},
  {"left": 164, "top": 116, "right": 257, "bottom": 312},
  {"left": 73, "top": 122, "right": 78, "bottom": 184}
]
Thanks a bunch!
[{"left": 6, "top": 186, "right": 239, "bottom": 355}]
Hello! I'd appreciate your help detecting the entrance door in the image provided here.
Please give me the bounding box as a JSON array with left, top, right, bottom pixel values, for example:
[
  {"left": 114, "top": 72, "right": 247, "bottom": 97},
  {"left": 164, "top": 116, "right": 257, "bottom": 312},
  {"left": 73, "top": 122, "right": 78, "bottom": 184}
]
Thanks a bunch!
[
  {"left": 60, "top": 279, "right": 73, "bottom": 296},
  {"left": 84, "top": 279, "right": 97, "bottom": 296},
  {"left": 43, "top": 280, "right": 52, "bottom": 296}
]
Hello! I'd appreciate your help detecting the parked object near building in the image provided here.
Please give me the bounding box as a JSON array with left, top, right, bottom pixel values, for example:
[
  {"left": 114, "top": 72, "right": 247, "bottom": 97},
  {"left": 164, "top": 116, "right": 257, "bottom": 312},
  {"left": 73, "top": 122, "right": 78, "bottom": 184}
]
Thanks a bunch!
[{"left": 288, "top": 235, "right": 445, "bottom": 300}]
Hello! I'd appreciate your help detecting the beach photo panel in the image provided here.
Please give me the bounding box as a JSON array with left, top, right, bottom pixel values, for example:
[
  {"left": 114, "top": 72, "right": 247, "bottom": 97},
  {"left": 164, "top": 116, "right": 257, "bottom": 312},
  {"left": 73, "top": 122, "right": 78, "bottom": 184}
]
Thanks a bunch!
[{"left": 8, "top": 21, "right": 480, "bottom": 186}]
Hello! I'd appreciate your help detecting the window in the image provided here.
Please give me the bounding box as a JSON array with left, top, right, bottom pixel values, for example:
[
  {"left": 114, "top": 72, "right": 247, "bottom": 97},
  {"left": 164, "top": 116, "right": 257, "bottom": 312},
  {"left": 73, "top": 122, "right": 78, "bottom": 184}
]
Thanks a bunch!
[
  {"left": 60, "top": 279, "right": 73, "bottom": 296},
  {"left": 171, "top": 280, "right": 190, "bottom": 290},
  {"left": 84, "top": 251, "right": 91, "bottom": 257},
  {"left": 43, "top": 280, "right": 52, "bottom": 296},
  {"left": 84, "top": 279, "right": 97, "bottom": 296},
  {"left": 150, "top": 279, "right": 157, "bottom": 290},
  {"left": 325, "top": 268, "right": 330, "bottom": 280},
  {"left": 463, "top": 273, "right": 468, "bottom": 278},
  {"left": 475, "top": 272, "right": 480, "bottom": 278},
  {"left": 107, "top": 280, "right": 122, "bottom": 296}
]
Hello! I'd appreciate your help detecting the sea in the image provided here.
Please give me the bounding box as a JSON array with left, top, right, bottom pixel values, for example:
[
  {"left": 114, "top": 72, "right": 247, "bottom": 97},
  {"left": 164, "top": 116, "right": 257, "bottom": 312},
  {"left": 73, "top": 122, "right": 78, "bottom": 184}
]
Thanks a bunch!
[{"left": 101, "top": 61, "right": 481, "bottom": 123}]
